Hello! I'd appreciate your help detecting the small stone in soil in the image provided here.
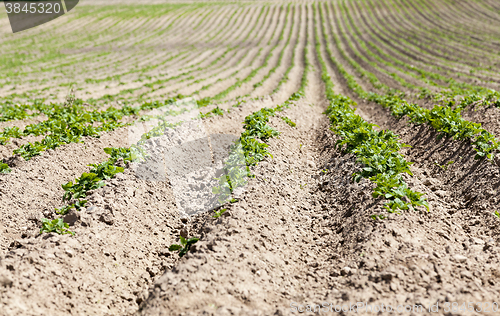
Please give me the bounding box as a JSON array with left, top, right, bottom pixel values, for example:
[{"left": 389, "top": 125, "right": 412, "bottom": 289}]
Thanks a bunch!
[{"left": 453, "top": 254, "right": 468, "bottom": 263}]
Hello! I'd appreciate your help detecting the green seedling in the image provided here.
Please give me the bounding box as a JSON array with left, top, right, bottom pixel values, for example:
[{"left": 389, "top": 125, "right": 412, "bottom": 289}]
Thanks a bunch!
[
  {"left": 210, "top": 95, "right": 304, "bottom": 204},
  {"left": 40, "top": 218, "right": 74, "bottom": 235},
  {"left": 6, "top": 97, "right": 182, "bottom": 162},
  {"left": 169, "top": 236, "right": 199, "bottom": 258},
  {"left": 55, "top": 200, "right": 87, "bottom": 215},
  {"left": 0, "top": 163, "right": 11, "bottom": 174},
  {"left": 88, "top": 161, "right": 124, "bottom": 180},
  {"left": 212, "top": 208, "right": 227, "bottom": 218},
  {"left": 315, "top": 18, "right": 429, "bottom": 215},
  {"left": 434, "top": 160, "right": 454, "bottom": 171},
  {"left": 370, "top": 214, "right": 387, "bottom": 220},
  {"left": 281, "top": 116, "right": 296, "bottom": 127},
  {"left": 200, "top": 106, "right": 224, "bottom": 118},
  {"left": 62, "top": 173, "right": 105, "bottom": 201},
  {"left": 44, "top": 106, "right": 184, "bottom": 234},
  {"left": 494, "top": 210, "right": 500, "bottom": 219}
]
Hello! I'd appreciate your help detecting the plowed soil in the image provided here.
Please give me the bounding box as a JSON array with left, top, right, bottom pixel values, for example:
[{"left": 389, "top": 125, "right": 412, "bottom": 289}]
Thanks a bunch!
[{"left": 1, "top": 1, "right": 500, "bottom": 315}]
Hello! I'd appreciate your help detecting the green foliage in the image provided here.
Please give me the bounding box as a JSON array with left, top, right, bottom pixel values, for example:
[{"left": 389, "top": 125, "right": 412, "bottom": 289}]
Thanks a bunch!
[
  {"left": 0, "top": 99, "right": 51, "bottom": 123},
  {"left": 242, "top": 108, "right": 279, "bottom": 141},
  {"left": 212, "top": 208, "right": 227, "bottom": 218},
  {"left": 434, "top": 160, "right": 454, "bottom": 171},
  {"left": 200, "top": 106, "right": 224, "bottom": 118},
  {"left": 318, "top": 2, "right": 499, "bottom": 162},
  {"left": 8, "top": 97, "right": 183, "bottom": 161},
  {"left": 365, "top": 93, "right": 499, "bottom": 161},
  {"left": 212, "top": 89, "right": 305, "bottom": 205},
  {"left": 314, "top": 13, "right": 428, "bottom": 214},
  {"left": 0, "top": 163, "right": 11, "bottom": 174},
  {"left": 41, "top": 101, "right": 180, "bottom": 237},
  {"left": 281, "top": 116, "right": 296, "bottom": 127},
  {"left": 103, "top": 147, "right": 134, "bottom": 164},
  {"left": 196, "top": 97, "right": 211, "bottom": 108},
  {"left": 169, "top": 236, "right": 199, "bottom": 258},
  {"left": 88, "top": 161, "right": 124, "bottom": 180},
  {"left": 40, "top": 218, "right": 74, "bottom": 236},
  {"left": 0, "top": 127, "right": 22, "bottom": 145},
  {"left": 62, "top": 173, "right": 105, "bottom": 201},
  {"left": 212, "top": 141, "right": 249, "bottom": 204},
  {"left": 140, "top": 120, "right": 179, "bottom": 141},
  {"left": 56, "top": 200, "right": 88, "bottom": 215}
]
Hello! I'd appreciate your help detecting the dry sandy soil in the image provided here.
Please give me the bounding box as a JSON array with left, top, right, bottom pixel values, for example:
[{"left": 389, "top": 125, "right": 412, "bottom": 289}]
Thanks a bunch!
[{"left": 1, "top": 0, "right": 500, "bottom": 315}]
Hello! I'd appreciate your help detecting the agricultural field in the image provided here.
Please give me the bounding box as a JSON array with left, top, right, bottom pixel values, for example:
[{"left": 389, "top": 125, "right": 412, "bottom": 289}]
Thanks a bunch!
[{"left": 1, "top": 0, "right": 500, "bottom": 315}]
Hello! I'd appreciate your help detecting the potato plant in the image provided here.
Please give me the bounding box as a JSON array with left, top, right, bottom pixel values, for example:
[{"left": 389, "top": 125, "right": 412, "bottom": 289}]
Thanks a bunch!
[
  {"left": 315, "top": 18, "right": 428, "bottom": 214},
  {"left": 169, "top": 236, "right": 199, "bottom": 258}
]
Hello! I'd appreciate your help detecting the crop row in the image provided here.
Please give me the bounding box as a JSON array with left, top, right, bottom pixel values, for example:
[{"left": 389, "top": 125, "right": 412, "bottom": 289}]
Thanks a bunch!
[
  {"left": 382, "top": 0, "right": 500, "bottom": 74},
  {"left": 38, "top": 8, "right": 312, "bottom": 236},
  {"left": 1, "top": 5, "right": 295, "bottom": 110},
  {"left": 1, "top": 5, "right": 191, "bottom": 78},
  {"left": 328, "top": 1, "right": 493, "bottom": 104},
  {"left": 254, "top": 6, "right": 296, "bottom": 89},
  {"left": 40, "top": 90, "right": 304, "bottom": 235},
  {"left": 336, "top": 1, "right": 499, "bottom": 102},
  {"left": 336, "top": 0, "right": 484, "bottom": 93},
  {"left": 339, "top": 1, "right": 485, "bottom": 100},
  {"left": 4, "top": 1, "right": 497, "bottom": 108},
  {"left": 0, "top": 5, "right": 257, "bottom": 104},
  {"left": 83, "top": 6, "right": 245, "bottom": 98},
  {"left": 1, "top": 5, "right": 306, "bottom": 177},
  {"left": 132, "top": 6, "right": 274, "bottom": 99},
  {"left": 318, "top": 3, "right": 500, "bottom": 161},
  {"left": 0, "top": 97, "right": 185, "bottom": 173},
  {"left": 358, "top": 0, "right": 500, "bottom": 85},
  {"left": 204, "top": 5, "right": 291, "bottom": 103},
  {"left": 155, "top": 6, "right": 284, "bottom": 105},
  {"left": 212, "top": 8, "right": 306, "bottom": 205},
  {"left": 0, "top": 100, "right": 53, "bottom": 122},
  {"left": 313, "top": 9, "right": 428, "bottom": 215}
]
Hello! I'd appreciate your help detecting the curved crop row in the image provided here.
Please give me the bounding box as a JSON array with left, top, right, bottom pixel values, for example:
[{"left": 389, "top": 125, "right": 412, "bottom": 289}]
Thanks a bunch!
[
  {"left": 314, "top": 6, "right": 428, "bottom": 215},
  {"left": 1, "top": 97, "right": 183, "bottom": 169},
  {"left": 38, "top": 3, "right": 313, "bottom": 236},
  {"left": 362, "top": 0, "right": 500, "bottom": 84},
  {"left": 337, "top": 1, "right": 500, "bottom": 104},
  {"left": 318, "top": 3, "right": 500, "bottom": 161}
]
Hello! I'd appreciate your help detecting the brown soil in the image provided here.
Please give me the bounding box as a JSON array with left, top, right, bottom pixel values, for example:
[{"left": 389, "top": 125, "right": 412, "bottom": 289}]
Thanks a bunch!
[{"left": 2, "top": 1, "right": 500, "bottom": 316}]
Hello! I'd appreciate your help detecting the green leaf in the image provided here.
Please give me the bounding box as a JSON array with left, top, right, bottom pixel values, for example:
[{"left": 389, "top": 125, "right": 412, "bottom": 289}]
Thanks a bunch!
[
  {"left": 179, "top": 236, "right": 187, "bottom": 246},
  {"left": 0, "top": 163, "right": 11, "bottom": 174},
  {"left": 40, "top": 218, "right": 74, "bottom": 235},
  {"left": 169, "top": 244, "right": 182, "bottom": 251},
  {"left": 179, "top": 248, "right": 188, "bottom": 257}
]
